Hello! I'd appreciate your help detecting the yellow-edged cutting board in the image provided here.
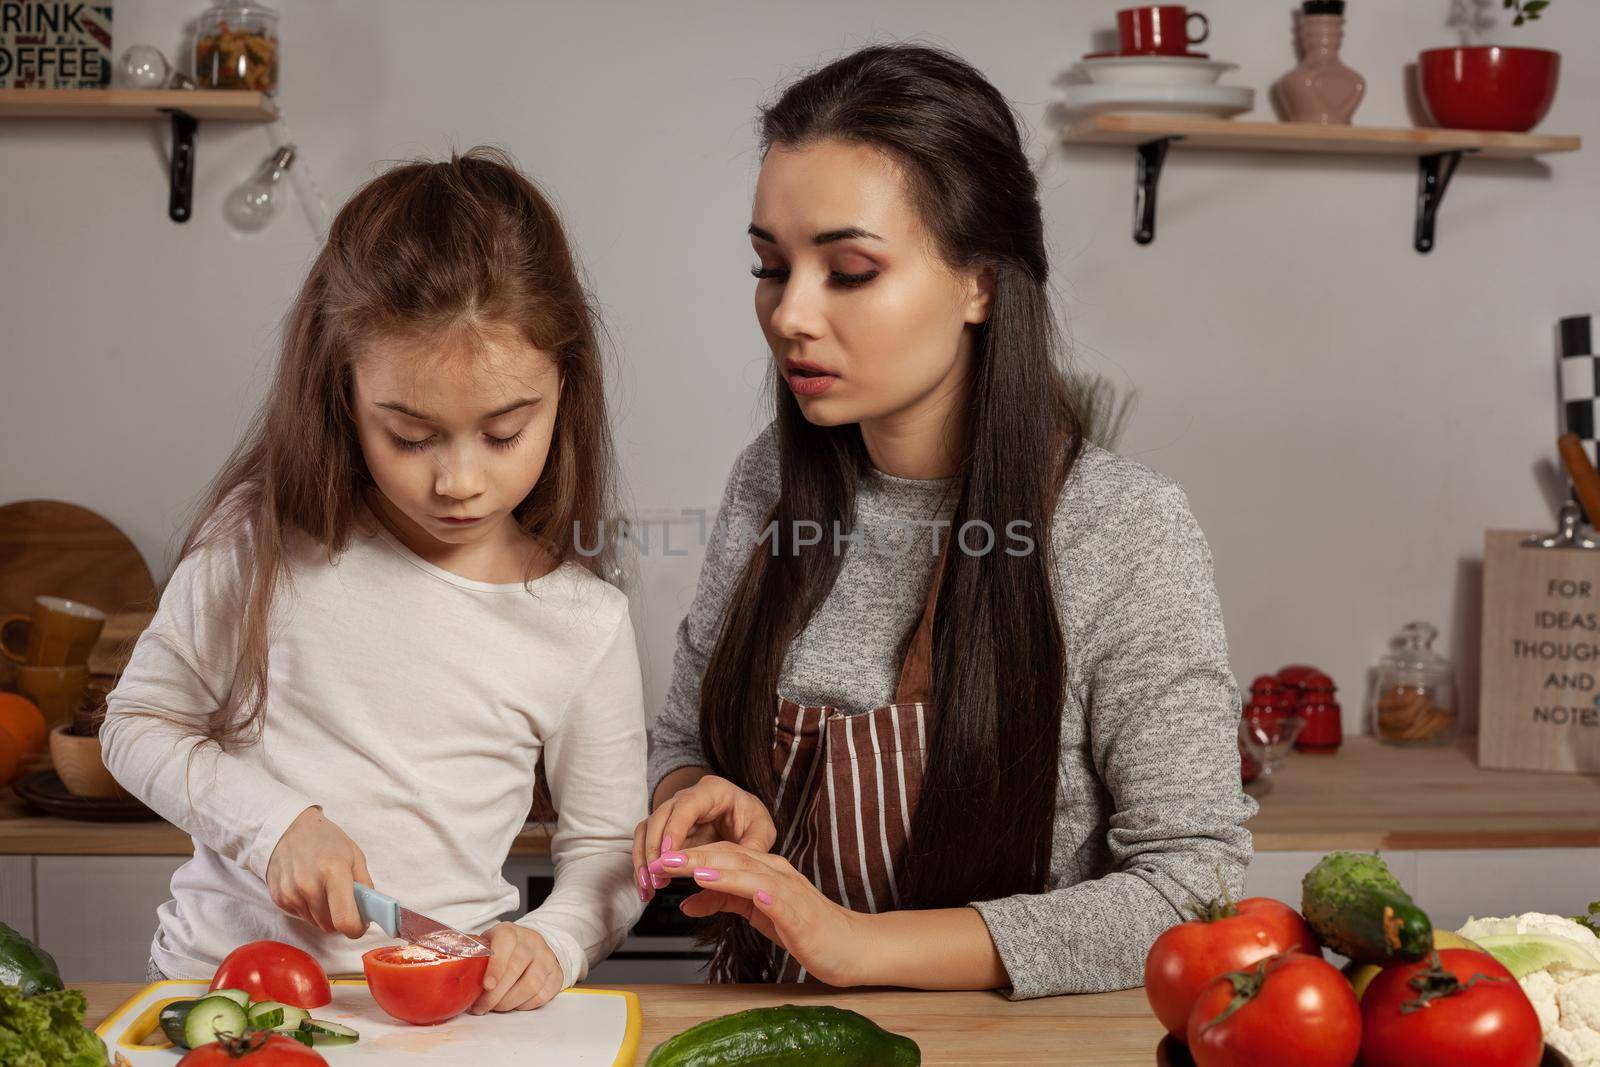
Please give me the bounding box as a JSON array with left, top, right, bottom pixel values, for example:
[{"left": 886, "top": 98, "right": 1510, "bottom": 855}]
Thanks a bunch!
[{"left": 96, "top": 980, "right": 641, "bottom": 1065}]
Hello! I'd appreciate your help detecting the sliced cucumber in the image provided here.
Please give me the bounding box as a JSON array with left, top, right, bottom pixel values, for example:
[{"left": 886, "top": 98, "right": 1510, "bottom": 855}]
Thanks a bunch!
[
  {"left": 285, "top": 1029, "right": 314, "bottom": 1047},
  {"left": 246, "top": 1001, "right": 310, "bottom": 1031},
  {"left": 206, "top": 987, "right": 251, "bottom": 1008},
  {"left": 158, "top": 999, "right": 198, "bottom": 1047},
  {"left": 183, "top": 995, "right": 249, "bottom": 1048},
  {"left": 300, "top": 1018, "right": 360, "bottom": 1047}
]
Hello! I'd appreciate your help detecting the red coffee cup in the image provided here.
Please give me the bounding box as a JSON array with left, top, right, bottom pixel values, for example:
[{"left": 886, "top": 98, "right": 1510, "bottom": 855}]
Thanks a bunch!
[{"left": 1117, "top": 5, "right": 1209, "bottom": 56}]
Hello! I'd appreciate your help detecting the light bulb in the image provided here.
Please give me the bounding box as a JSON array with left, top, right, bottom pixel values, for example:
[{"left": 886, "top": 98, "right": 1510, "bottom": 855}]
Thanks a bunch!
[
  {"left": 117, "top": 45, "right": 171, "bottom": 89},
  {"left": 226, "top": 145, "right": 296, "bottom": 232}
]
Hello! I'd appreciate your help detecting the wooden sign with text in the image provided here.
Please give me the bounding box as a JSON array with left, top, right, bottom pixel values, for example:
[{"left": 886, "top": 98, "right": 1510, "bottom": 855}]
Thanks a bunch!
[{"left": 1480, "top": 529, "right": 1600, "bottom": 774}]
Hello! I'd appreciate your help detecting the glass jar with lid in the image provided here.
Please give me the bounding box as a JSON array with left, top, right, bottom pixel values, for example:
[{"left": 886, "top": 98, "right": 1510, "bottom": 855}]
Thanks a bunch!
[
  {"left": 1373, "top": 621, "right": 1457, "bottom": 746},
  {"left": 194, "top": 3, "right": 280, "bottom": 94}
]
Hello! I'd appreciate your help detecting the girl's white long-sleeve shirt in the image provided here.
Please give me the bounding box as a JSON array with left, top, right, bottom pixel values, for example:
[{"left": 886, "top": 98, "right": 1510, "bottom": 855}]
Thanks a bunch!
[{"left": 102, "top": 511, "right": 646, "bottom": 985}]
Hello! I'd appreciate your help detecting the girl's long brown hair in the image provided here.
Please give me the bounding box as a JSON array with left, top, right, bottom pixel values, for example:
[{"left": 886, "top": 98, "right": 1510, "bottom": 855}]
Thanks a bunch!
[
  {"left": 699, "top": 46, "right": 1085, "bottom": 980},
  {"left": 177, "top": 147, "right": 617, "bottom": 748}
]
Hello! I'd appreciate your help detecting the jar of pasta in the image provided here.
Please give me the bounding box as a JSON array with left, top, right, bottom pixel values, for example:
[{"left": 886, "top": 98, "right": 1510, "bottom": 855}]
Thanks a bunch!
[
  {"left": 1373, "top": 621, "right": 1457, "bottom": 746},
  {"left": 194, "top": 3, "right": 280, "bottom": 94}
]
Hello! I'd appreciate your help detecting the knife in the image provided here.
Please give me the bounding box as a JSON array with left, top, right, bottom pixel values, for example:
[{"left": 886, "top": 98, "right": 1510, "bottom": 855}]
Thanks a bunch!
[{"left": 353, "top": 884, "right": 491, "bottom": 959}]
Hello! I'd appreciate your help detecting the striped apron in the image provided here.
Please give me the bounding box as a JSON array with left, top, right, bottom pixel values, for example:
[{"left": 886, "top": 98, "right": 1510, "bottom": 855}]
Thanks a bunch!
[{"left": 725, "top": 553, "right": 943, "bottom": 983}]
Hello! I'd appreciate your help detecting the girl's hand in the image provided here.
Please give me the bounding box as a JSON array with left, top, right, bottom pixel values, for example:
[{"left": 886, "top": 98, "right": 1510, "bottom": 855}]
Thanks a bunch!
[
  {"left": 631, "top": 775, "right": 776, "bottom": 905},
  {"left": 264, "top": 806, "right": 374, "bottom": 938},
  {"left": 470, "top": 923, "right": 563, "bottom": 1013},
  {"left": 658, "top": 842, "right": 871, "bottom": 987}
]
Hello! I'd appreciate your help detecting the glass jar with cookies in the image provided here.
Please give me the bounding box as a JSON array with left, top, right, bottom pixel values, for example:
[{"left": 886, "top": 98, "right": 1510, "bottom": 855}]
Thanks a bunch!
[
  {"left": 194, "top": 3, "right": 280, "bottom": 94},
  {"left": 1373, "top": 621, "right": 1457, "bottom": 746}
]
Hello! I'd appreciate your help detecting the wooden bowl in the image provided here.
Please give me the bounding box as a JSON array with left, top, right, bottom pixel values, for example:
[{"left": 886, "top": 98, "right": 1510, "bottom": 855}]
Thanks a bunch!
[{"left": 47, "top": 723, "right": 126, "bottom": 798}]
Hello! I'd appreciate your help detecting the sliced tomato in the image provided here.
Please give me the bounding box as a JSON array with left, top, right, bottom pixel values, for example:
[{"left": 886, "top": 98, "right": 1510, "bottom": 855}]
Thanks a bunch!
[
  {"left": 210, "top": 940, "right": 332, "bottom": 1010},
  {"left": 362, "top": 943, "right": 489, "bottom": 1026},
  {"left": 177, "top": 1032, "right": 327, "bottom": 1065},
  {"left": 1145, "top": 896, "right": 1321, "bottom": 1039}
]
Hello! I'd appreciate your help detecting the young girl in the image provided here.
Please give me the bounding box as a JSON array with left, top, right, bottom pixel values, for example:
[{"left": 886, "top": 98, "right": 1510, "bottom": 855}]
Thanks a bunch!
[
  {"left": 636, "top": 45, "right": 1254, "bottom": 997},
  {"left": 103, "top": 148, "right": 646, "bottom": 1013}
]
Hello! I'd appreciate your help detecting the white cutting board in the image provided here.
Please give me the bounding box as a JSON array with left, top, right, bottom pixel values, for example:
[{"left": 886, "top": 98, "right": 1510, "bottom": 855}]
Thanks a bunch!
[{"left": 96, "top": 980, "right": 641, "bottom": 1066}]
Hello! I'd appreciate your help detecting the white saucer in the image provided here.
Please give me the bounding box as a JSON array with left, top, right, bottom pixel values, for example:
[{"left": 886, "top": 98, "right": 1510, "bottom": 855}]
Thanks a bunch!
[
  {"left": 1079, "top": 55, "right": 1239, "bottom": 87},
  {"left": 1062, "top": 83, "right": 1255, "bottom": 119}
]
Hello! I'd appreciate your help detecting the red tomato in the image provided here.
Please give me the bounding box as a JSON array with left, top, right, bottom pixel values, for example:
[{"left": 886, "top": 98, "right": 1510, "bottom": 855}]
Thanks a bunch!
[
  {"left": 1145, "top": 896, "right": 1320, "bottom": 1039},
  {"left": 210, "top": 941, "right": 332, "bottom": 1010},
  {"left": 362, "top": 944, "right": 489, "bottom": 1026},
  {"left": 1360, "top": 949, "right": 1542, "bottom": 1067},
  {"left": 1187, "top": 953, "right": 1360, "bottom": 1067},
  {"left": 177, "top": 1032, "right": 327, "bottom": 1065}
]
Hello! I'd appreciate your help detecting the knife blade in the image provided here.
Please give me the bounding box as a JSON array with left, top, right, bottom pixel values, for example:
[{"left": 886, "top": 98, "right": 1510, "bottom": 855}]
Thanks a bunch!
[{"left": 353, "top": 884, "right": 491, "bottom": 958}]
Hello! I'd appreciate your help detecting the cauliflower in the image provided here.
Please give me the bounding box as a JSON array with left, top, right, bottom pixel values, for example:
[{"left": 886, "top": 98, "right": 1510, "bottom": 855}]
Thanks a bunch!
[
  {"left": 1460, "top": 912, "right": 1600, "bottom": 946},
  {"left": 1558, "top": 973, "right": 1600, "bottom": 1036}
]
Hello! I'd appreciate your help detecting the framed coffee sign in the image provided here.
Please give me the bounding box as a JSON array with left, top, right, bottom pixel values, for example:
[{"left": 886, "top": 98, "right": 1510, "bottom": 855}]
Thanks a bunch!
[
  {"left": 0, "top": 2, "right": 114, "bottom": 88},
  {"left": 1480, "top": 524, "right": 1600, "bottom": 774}
]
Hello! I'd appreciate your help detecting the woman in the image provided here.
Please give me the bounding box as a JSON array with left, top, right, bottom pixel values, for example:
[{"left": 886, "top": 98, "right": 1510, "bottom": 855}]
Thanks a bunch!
[{"left": 634, "top": 44, "right": 1253, "bottom": 999}]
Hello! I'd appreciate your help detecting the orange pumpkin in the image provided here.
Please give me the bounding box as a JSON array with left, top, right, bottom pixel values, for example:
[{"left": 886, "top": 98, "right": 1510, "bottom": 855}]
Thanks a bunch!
[{"left": 0, "top": 693, "right": 47, "bottom": 758}]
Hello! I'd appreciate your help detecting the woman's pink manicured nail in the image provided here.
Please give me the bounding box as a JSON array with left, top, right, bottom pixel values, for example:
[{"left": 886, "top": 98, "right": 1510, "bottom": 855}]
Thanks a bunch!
[
  {"left": 757, "top": 890, "right": 774, "bottom": 906},
  {"left": 652, "top": 873, "right": 670, "bottom": 889},
  {"left": 660, "top": 851, "right": 688, "bottom": 869},
  {"left": 662, "top": 834, "right": 674, "bottom": 852},
  {"left": 693, "top": 867, "right": 721, "bottom": 883}
]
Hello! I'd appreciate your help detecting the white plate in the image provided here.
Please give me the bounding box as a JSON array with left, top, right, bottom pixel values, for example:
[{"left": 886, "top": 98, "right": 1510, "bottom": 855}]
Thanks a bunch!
[
  {"left": 1079, "top": 55, "right": 1239, "bottom": 86},
  {"left": 1062, "top": 83, "right": 1255, "bottom": 119}
]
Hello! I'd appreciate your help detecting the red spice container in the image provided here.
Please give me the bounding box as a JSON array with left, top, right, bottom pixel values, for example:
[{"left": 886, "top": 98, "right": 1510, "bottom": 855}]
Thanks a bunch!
[{"left": 1285, "top": 668, "right": 1343, "bottom": 752}]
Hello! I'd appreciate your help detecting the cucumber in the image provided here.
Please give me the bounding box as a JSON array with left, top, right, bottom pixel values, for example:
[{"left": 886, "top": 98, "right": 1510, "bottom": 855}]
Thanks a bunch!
[
  {"left": 206, "top": 987, "right": 251, "bottom": 1008},
  {"left": 300, "top": 1019, "right": 360, "bottom": 1047},
  {"left": 158, "top": 999, "right": 198, "bottom": 1046},
  {"left": 183, "top": 994, "right": 249, "bottom": 1048},
  {"left": 0, "top": 919, "right": 64, "bottom": 997},
  {"left": 247, "top": 1001, "right": 310, "bottom": 1031},
  {"left": 644, "top": 1004, "right": 920, "bottom": 1067},
  {"left": 1301, "top": 851, "right": 1433, "bottom": 965}
]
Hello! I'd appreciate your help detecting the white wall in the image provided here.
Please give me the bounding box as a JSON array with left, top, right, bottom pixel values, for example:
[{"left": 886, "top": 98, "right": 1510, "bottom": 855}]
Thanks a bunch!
[{"left": 3, "top": 0, "right": 1597, "bottom": 730}]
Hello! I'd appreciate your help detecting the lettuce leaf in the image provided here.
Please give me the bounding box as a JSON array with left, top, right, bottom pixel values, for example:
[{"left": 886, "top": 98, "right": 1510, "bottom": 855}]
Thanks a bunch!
[{"left": 0, "top": 984, "right": 107, "bottom": 1066}]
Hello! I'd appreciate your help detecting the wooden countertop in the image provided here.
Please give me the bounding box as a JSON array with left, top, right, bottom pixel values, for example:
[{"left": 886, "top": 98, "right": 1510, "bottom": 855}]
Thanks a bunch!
[
  {"left": 4, "top": 737, "right": 1597, "bottom": 856},
  {"left": 79, "top": 981, "right": 1164, "bottom": 1065},
  {"left": 1247, "top": 736, "right": 1600, "bottom": 850}
]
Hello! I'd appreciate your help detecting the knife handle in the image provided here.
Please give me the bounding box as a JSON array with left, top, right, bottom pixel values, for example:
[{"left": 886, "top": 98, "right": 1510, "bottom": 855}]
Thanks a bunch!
[
  {"left": 1560, "top": 433, "right": 1600, "bottom": 526},
  {"left": 353, "top": 883, "right": 397, "bottom": 936}
]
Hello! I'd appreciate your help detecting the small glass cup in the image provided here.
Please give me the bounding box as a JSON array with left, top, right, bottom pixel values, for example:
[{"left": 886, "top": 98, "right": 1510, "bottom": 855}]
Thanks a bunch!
[{"left": 1240, "top": 710, "right": 1306, "bottom": 796}]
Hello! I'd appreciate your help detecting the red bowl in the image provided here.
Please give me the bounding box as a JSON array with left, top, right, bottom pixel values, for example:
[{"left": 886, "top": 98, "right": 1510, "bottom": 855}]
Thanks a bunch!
[{"left": 1418, "top": 45, "right": 1560, "bottom": 132}]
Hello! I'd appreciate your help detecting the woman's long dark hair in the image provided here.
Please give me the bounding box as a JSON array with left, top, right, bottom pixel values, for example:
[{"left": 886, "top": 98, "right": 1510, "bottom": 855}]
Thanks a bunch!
[{"left": 698, "top": 44, "right": 1086, "bottom": 979}]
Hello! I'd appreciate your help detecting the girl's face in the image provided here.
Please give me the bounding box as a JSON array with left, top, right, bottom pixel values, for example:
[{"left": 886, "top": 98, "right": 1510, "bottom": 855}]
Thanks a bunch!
[
  {"left": 352, "top": 328, "right": 561, "bottom": 551},
  {"left": 749, "top": 139, "right": 992, "bottom": 429}
]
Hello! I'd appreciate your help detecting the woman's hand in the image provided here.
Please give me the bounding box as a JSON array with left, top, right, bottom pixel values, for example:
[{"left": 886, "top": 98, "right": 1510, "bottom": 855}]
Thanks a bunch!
[
  {"left": 657, "top": 842, "right": 871, "bottom": 987},
  {"left": 470, "top": 923, "right": 563, "bottom": 1013},
  {"left": 264, "top": 806, "right": 373, "bottom": 938},
  {"left": 631, "top": 775, "right": 776, "bottom": 904}
]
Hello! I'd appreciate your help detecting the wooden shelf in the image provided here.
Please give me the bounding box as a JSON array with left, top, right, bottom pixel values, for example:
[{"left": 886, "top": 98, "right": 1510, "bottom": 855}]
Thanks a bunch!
[
  {"left": 1062, "top": 115, "right": 1580, "bottom": 159},
  {"left": 0, "top": 88, "right": 276, "bottom": 122},
  {"left": 0, "top": 89, "right": 279, "bottom": 223},
  {"left": 1062, "top": 115, "right": 1582, "bottom": 252}
]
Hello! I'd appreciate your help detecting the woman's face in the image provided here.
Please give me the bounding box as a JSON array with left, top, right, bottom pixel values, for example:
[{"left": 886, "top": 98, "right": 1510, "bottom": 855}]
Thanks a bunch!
[
  {"left": 351, "top": 327, "right": 561, "bottom": 552},
  {"left": 749, "top": 139, "right": 992, "bottom": 430}
]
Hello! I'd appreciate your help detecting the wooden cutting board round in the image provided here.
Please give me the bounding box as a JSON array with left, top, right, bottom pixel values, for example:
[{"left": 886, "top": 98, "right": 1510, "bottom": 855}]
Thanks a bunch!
[{"left": 0, "top": 500, "right": 157, "bottom": 619}]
